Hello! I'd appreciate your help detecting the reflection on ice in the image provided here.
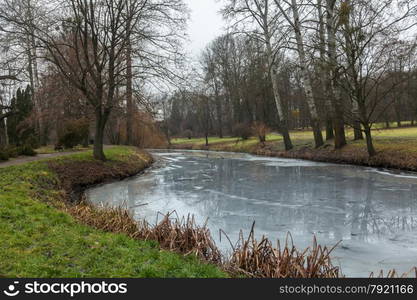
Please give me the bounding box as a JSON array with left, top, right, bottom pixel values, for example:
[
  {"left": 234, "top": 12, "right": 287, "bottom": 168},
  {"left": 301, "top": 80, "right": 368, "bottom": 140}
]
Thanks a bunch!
[{"left": 87, "top": 150, "right": 417, "bottom": 277}]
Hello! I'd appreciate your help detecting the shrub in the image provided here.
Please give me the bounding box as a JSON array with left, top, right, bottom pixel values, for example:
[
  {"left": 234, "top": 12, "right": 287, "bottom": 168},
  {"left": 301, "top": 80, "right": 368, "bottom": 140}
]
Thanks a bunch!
[
  {"left": 183, "top": 129, "right": 193, "bottom": 140},
  {"left": 59, "top": 131, "right": 79, "bottom": 149},
  {"left": 24, "top": 135, "right": 40, "bottom": 149},
  {"left": 252, "top": 122, "right": 270, "bottom": 144},
  {"left": 18, "top": 144, "right": 37, "bottom": 156},
  {"left": 0, "top": 145, "right": 36, "bottom": 159},
  {"left": 5, "top": 146, "right": 19, "bottom": 158},
  {"left": 0, "top": 149, "right": 9, "bottom": 161},
  {"left": 233, "top": 123, "right": 252, "bottom": 140},
  {"left": 54, "top": 144, "right": 64, "bottom": 151},
  {"left": 58, "top": 119, "right": 90, "bottom": 149}
]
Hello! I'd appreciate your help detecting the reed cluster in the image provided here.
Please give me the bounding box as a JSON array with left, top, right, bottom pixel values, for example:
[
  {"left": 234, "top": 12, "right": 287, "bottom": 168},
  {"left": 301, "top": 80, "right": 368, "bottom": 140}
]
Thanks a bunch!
[
  {"left": 225, "top": 224, "right": 341, "bottom": 278},
  {"left": 66, "top": 202, "right": 349, "bottom": 278}
]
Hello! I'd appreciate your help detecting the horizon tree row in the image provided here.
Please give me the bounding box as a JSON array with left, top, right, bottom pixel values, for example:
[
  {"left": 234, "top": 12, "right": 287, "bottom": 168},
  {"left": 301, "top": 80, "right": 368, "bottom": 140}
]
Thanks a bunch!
[{"left": 167, "top": 0, "right": 417, "bottom": 156}]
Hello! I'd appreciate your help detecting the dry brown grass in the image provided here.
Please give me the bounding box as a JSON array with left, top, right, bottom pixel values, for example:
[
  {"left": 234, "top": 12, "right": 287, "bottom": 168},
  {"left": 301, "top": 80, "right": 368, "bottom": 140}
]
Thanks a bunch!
[
  {"left": 370, "top": 267, "right": 417, "bottom": 278},
  {"left": 67, "top": 204, "right": 222, "bottom": 263},
  {"left": 66, "top": 201, "right": 417, "bottom": 278},
  {"left": 66, "top": 203, "right": 141, "bottom": 238},
  {"left": 135, "top": 212, "right": 222, "bottom": 264},
  {"left": 224, "top": 223, "right": 342, "bottom": 278},
  {"left": 255, "top": 144, "right": 417, "bottom": 172},
  {"left": 66, "top": 202, "right": 343, "bottom": 278}
]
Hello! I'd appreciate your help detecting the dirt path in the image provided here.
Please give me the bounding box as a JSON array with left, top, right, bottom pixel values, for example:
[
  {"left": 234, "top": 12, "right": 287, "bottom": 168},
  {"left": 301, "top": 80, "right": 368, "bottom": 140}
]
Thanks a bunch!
[
  {"left": 0, "top": 146, "right": 118, "bottom": 169},
  {"left": 0, "top": 151, "right": 90, "bottom": 168}
]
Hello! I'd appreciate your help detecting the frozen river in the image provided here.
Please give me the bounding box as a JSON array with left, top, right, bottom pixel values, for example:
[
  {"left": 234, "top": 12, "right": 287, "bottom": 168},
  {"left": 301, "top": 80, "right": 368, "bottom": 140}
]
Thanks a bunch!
[{"left": 86, "top": 150, "right": 417, "bottom": 277}]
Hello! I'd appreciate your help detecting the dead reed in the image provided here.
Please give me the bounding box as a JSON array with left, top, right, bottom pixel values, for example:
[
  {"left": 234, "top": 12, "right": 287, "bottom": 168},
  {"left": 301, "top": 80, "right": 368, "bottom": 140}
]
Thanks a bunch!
[
  {"left": 67, "top": 204, "right": 222, "bottom": 264},
  {"left": 224, "top": 223, "right": 342, "bottom": 278},
  {"left": 370, "top": 267, "right": 417, "bottom": 278},
  {"left": 66, "top": 203, "right": 141, "bottom": 239},
  {"left": 135, "top": 212, "right": 222, "bottom": 263},
  {"left": 66, "top": 201, "right": 350, "bottom": 278},
  {"left": 68, "top": 202, "right": 417, "bottom": 278}
]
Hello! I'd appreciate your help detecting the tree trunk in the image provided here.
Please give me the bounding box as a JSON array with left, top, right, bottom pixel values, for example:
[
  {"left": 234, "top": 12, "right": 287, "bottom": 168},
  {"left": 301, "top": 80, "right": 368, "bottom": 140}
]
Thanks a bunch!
[
  {"left": 352, "top": 99, "right": 363, "bottom": 140},
  {"left": 364, "top": 125, "right": 376, "bottom": 157},
  {"left": 83, "top": 134, "right": 89, "bottom": 148},
  {"left": 214, "top": 83, "right": 223, "bottom": 139},
  {"left": 317, "top": 0, "right": 334, "bottom": 142},
  {"left": 126, "top": 17, "right": 133, "bottom": 145},
  {"left": 326, "top": 119, "right": 334, "bottom": 140},
  {"left": 290, "top": 0, "right": 324, "bottom": 148},
  {"left": 26, "top": 0, "right": 44, "bottom": 145},
  {"left": 385, "top": 117, "right": 390, "bottom": 129},
  {"left": 332, "top": 98, "right": 347, "bottom": 149},
  {"left": 94, "top": 109, "right": 107, "bottom": 161},
  {"left": 353, "top": 120, "right": 363, "bottom": 140},
  {"left": 0, "top": 117, "right": 8, "bottom": 147},
  {"left": 266, "top": 43, "right": 293, "bottom": 151},
  {"left": 326, "top": 0, "right": 347, "bottom": 149}
]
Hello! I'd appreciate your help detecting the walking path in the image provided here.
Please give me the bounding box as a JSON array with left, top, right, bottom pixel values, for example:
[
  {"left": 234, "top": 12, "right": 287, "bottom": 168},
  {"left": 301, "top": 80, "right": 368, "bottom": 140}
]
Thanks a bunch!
[{"left": 0, "top": 151, "right": 89, "bottom": 168}]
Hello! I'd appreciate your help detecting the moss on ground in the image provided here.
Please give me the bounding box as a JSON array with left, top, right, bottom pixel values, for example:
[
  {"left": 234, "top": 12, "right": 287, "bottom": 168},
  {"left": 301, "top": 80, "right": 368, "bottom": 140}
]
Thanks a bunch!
[{"left": 0, "top": 146, "right": 226, "bottom": 278}]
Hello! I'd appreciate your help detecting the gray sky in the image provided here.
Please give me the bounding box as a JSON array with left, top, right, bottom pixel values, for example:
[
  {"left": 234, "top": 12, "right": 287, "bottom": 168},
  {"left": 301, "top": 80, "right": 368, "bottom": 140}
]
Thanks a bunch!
[{"left": 184, "top": 0, "right": 227, "bottom": 59}]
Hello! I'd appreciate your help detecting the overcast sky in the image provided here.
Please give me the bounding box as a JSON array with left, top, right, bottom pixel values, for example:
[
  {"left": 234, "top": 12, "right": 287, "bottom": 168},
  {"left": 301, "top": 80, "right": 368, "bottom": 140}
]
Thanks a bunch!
[{"left": 184, "top": 0, "right": 227, "bottom": 59}]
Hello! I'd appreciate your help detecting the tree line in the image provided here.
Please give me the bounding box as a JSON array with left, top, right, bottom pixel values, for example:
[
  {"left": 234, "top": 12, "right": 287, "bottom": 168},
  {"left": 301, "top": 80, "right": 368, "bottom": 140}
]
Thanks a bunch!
[
  {"left": 0, "top": 0, "right": 186, "bottom": 160},
  {"left": 166, "top": 0, "right": 417, "bottom": 156}
]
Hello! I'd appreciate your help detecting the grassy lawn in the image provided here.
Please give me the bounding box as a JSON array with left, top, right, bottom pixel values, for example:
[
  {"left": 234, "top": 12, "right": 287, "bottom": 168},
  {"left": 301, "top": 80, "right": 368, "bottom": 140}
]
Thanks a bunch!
[
  {"left": 0, "top": 146, "right": 226, "bottom": 278},
  {"left": 36, "top": 145, "right": 92, "bottom": 154},
  {"left": 172, "top": 126, "right": 417, "bottom": 154}
]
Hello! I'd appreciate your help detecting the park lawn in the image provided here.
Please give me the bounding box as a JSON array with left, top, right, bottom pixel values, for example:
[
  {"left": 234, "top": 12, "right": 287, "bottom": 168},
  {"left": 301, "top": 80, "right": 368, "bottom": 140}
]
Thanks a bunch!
[
  {"left": 0, "top": 146, "right": 226, "bottom": 278},
  {"left": 171, "top": 125, "right": 417, "bottom": 171},
  {"left": 36, "top": 145, "right": 92, "bottom": 154},
  {"left": 172, "top": 126, "right": 417, "bottom": 154}
]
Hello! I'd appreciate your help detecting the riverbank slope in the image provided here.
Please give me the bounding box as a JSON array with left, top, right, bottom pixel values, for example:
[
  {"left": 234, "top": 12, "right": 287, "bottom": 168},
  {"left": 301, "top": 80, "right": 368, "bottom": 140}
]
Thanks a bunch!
[
  {"left": 0, "top": 146, "right": 226, "bottom": 278},
  {"left": 170, "top": 126, "right": 417, "bottom": 172}
]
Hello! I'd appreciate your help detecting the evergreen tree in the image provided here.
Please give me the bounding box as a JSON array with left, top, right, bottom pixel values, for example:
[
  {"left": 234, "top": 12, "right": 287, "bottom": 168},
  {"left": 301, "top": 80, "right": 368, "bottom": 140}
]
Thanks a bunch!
[{"left": 7, "top": 85, "right": 34, "bottom": 146}]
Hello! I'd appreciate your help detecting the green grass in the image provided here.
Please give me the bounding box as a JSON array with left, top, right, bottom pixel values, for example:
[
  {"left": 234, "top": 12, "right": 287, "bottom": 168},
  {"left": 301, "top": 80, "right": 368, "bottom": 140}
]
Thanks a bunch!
[
  {"left": 172, "top": 125, "right": 417, "bottom": 154},
  {"left": 36, "top": 145, "right": 92, "bottom": 154},
  {"left": 0, "top": 146, "right": 226, "bottom": 278}
]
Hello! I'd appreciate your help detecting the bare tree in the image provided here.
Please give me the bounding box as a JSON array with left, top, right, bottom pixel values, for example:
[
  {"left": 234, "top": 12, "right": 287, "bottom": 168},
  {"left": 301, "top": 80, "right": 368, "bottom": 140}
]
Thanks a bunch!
[
  {"left": 274, "top": 0, "right": 324, "bottom": 148},
  {"left": 338, "top": 0, "right": 417, "bottom": 156},
  {"left": 7, "top": 0, "right": 187, "bottom": 160},
  {"left": 125, "top": 0, "right": 187, "bottom": 144},
  {"left": 0, "top": 0, "right": 44, "bottom": 143},
  {"left": 325, "top": 0, "right": 348, "bottom": 149},
  {"left": 31, "top": 0, "right": 136, "bottom": 159},
  {"left": 223, "top": 0, "right": 294, "bottom": 150}
]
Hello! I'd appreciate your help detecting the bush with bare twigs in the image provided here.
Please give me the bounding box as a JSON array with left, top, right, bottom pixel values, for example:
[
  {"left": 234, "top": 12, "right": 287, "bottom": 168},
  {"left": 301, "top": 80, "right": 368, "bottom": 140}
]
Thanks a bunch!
[
  {"left": 252, "top": 122, "right": 270, "bottom": 144},
  {"left": 233, "top": 123, "right": 252, "bottom": 141}
]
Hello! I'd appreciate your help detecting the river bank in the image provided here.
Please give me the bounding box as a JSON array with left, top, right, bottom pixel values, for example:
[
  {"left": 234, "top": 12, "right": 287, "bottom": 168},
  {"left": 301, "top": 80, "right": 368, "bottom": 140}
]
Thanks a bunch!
[
  {"left": 170, "top": 127, "right": 417, "bottom": 172},
  {"left": 0, "top": 146, "right": 226, "bottom": 278},
  {"left": 89, "top": 150, "right": 417, "bottom": 277},
  {"left": 2, "top": 145, "right": 415, "bottom": 278}
]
